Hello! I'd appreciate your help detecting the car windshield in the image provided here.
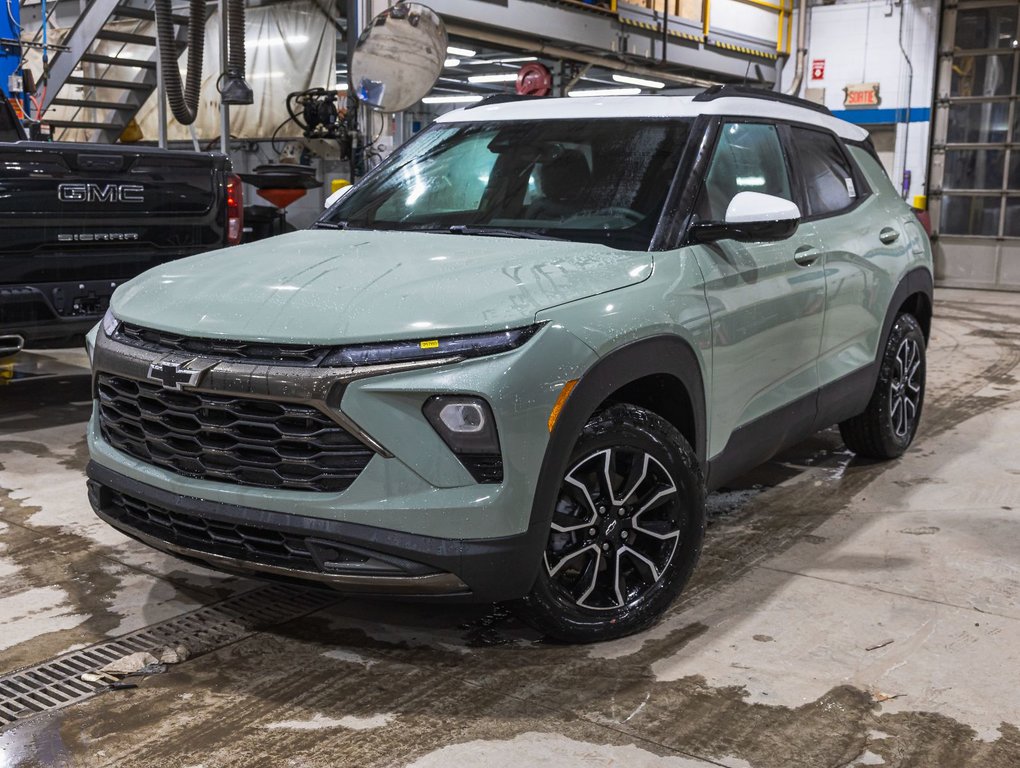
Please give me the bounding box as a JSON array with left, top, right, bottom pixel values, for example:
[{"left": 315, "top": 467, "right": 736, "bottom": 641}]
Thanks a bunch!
[{"left": 318, "top": 118, "right": 693, "bottom": 250}]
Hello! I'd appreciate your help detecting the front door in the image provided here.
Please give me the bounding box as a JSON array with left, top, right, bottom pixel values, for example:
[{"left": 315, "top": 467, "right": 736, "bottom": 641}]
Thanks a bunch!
[{"left": 690, "top": 121, "right": 827, "bottom": 460}]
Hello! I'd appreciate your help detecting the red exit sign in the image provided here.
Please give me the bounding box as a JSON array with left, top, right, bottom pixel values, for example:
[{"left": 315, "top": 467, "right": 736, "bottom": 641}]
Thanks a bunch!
[{"left": 844, "top": 83, "right": 880, "bottom": 107}]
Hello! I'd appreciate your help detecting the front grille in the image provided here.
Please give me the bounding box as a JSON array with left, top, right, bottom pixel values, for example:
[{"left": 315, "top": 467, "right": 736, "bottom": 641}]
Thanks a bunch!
[
  {"left": 97, "top": 485, "right": 362, "bottom": 572},
  {"left": 88, "top": 481, "right": 440, "bottom": 579},
  {"left": 97, "top": 373, "right": 374, "bottom": 493},
  {"left": 115, "top": 322, "right": 331, "bottom": 366}
]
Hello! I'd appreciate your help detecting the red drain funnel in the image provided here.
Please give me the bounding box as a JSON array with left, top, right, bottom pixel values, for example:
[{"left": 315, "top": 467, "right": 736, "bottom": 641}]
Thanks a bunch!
[{"left": 257, "top": 188, "right": 307, "bottom": 210}]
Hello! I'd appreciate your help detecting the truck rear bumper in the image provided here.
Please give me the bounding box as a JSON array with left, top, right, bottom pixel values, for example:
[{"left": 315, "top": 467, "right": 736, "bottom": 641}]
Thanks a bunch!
[
  {"left": 1, "top": 281, "right": 112, "bottom": 347},
  {"left": 85, "top": 460, "right": 545, "bottom": 601}
]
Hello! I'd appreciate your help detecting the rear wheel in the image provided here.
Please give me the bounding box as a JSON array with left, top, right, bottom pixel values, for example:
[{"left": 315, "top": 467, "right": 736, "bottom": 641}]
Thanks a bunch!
[
  {"left": 516, "top": 404, "right": 705, "bottom": 643},
  {"left": 840, "top": 313, "right": 926, "bottom": 460}
]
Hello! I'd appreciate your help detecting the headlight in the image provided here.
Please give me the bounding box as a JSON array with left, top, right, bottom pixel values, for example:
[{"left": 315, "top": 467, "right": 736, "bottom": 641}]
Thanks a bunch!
[
  {"left": 101, "top": 308, "right": 119, "bottom": 338},
  {"left": 321, "top": 324, "right": 542, "bottom": 367}
]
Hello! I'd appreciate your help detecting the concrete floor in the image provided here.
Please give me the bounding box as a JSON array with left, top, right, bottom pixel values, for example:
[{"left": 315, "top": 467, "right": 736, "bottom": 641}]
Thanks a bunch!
[{"left": 0, "top": 288, "right": 1018, "bottom": 767}]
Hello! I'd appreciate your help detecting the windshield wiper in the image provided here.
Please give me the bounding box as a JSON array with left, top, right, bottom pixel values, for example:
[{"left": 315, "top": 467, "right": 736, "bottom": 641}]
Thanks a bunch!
[
  {"left": 314, "top": 220, "right": 350, "bottom": 230},
  {"left": 448, "top": 225, "right": 561, "bottom": 241}
]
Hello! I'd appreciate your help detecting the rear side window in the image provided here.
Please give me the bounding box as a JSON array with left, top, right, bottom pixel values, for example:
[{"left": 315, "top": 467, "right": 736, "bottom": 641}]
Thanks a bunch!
[
  {"left": 791, "top": 127, "right": 857, "bottom": 217},
  {"left": 696, "top": 122, "right": 792, "bottom": 221}
]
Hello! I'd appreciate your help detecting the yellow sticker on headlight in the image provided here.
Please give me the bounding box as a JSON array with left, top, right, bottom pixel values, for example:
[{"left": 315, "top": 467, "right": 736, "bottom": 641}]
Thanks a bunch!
[{"left": 419, "top": 340, "right": 439, "bottom": 349}]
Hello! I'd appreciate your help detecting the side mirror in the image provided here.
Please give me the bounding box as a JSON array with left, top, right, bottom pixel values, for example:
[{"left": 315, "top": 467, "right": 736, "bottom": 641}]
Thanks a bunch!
[
  {"left": 324, "top": 184, "right": 353, "bottom": 209},
  {"left": 690, "top": 191, "right": 801, "bottom": 244}
]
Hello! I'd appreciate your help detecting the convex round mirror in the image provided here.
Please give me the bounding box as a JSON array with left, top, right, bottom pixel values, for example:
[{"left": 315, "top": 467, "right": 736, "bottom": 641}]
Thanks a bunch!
[{"left": 350, "top": 3, "right": 447, "bottom": 113}]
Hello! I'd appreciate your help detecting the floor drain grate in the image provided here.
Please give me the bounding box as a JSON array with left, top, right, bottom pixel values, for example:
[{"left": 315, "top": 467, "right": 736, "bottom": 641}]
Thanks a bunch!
[{"left": 0, "top": 584, "right": 336, "bottom": 728}]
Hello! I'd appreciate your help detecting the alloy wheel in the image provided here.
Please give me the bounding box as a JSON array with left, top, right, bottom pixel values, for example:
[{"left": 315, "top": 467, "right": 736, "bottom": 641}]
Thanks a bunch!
[
  {"left": 544, "top": 447, "right": 684, "bottom": 611},
  {"left": 889, "top": 337, "right": 922, "bottom": 439}
]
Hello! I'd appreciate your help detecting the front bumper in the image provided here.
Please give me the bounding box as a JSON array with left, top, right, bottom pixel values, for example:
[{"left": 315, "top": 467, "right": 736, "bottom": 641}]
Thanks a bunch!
[
  {"left": 85, "top": 317, "right": 599, "bottom": 599},
  {"left": 87, "top": 461, "right": 549, "bottom": 601}
]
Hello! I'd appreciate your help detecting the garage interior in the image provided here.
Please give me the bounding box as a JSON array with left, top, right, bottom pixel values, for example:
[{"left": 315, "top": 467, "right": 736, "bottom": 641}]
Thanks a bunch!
[{"left": 1, "top": 0, "right": 1020, "bottom": 766}]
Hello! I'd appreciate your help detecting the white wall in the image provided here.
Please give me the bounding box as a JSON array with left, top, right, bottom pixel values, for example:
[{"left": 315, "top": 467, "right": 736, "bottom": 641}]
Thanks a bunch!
[{"left": 781, "top": 0, "right": 938, "bottom": 202}]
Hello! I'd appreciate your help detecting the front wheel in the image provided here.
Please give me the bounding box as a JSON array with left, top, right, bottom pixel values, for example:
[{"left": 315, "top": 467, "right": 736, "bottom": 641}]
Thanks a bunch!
[
  {"left": 516, "top": 404, "right": 706, "bottom": 643},
  {"left": 839, "top": 313, "right": 926, "bottom": 460}
]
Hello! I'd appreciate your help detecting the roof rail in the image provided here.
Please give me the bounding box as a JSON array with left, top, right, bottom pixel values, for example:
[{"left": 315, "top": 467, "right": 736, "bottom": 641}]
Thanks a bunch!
[
  {"left": 463, "top": 94, "right": 546, "bottom": 110},
  {"left": 693, "top": 84, "right": 832, "bottom": 116}
]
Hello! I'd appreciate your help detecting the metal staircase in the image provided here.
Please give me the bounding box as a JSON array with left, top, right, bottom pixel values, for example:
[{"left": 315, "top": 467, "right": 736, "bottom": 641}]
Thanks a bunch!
[{"left": 41, "top": 0, "right": 191, "bottom": 143}]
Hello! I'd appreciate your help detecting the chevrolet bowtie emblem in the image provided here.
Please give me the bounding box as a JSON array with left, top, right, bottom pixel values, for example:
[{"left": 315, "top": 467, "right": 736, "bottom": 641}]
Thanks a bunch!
[{"left": 147, "top": 358, "right": 218, "bottom": 390}]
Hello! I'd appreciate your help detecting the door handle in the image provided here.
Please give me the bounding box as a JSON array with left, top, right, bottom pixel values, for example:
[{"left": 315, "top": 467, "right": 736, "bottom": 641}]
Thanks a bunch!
[
  {"left": 879, "top": 227, "right": 900, "bottom": 245},
  {"left": 794, "top": 245, "right": 820, "bottom": 267}
]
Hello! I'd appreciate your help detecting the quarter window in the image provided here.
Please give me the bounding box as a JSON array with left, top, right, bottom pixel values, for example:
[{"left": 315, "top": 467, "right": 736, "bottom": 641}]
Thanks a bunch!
[
  {"left": 791, "top": 128, "right": 858, "bottom": 217},
  {"left": 696, "top": 122, "right": 792, "bottom": 221}
]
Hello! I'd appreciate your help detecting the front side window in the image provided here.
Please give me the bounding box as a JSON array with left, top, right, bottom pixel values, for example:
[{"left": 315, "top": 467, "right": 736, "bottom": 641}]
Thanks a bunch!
[
  {"left": 695, "top": 122, "right": 792, "bottom": 221},
  {"left": 320, "top": 118, "right": 693, "bottom": 250},
  {"left": 791, "top": 127, "right": 858, "bottom": 217}
]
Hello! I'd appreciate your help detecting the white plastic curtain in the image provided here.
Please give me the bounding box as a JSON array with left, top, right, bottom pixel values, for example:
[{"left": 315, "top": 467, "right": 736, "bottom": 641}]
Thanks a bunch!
[{"left": 136, "top": 0, "right": 336, "bottom": 141}]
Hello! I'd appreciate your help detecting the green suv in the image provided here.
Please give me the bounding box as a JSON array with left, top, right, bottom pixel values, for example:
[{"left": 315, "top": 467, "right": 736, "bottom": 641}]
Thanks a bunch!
[{"left": 86, "top": 86, "right": 933, "bottom": 642}]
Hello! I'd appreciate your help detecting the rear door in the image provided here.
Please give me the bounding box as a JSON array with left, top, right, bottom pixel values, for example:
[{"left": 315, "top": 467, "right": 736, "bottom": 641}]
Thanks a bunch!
[
  {"left": 785, "top": 126, "right": 911, "bottom": 396},
  {"left": 691, "top": 120, "right": 827, "bottom": 460}
]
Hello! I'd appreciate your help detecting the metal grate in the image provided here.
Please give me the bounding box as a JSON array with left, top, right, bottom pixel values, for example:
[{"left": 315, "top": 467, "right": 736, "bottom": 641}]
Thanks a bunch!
[
  {"left": 97, "top": 373, "right": 375, "bottom": 493},
  {"left": 0, "top": 584, "right": 336, "bottom": 728}
]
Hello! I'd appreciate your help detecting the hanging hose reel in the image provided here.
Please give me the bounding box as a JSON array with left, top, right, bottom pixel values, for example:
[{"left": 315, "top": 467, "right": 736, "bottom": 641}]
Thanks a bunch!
[
  {"left": 153, "top": 0, "right": 206, "bottom": 125},
  {"left": 153, "top": 0, "right": 252, "bottom": 126},
  {"left": 220, "top": 0, "right": 253, "bottom": 105}
]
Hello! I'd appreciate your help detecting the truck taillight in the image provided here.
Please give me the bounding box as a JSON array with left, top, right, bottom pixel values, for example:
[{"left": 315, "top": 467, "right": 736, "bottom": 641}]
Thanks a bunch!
[{"left": 226, "top": 174, "right": 243, "bottom": 245}]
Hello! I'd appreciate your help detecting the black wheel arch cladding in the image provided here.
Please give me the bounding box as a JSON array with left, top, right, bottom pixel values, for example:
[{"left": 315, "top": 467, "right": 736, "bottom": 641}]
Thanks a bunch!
[
  {"left": 518, "top": 335, "right": 708, "bottom": 592},
  {"left": 883, "top": 266, "right": 934, "bottom": 349}
]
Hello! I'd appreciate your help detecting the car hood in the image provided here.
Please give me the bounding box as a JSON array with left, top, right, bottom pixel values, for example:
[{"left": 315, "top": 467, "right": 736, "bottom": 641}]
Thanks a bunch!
[{"left": 112, "top": 229, "right": 653, "bottom": 344}]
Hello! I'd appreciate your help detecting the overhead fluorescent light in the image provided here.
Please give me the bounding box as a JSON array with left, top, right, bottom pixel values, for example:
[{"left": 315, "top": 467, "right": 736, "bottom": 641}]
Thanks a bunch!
[
  {"left": 468, "top": 73, "right": 518, "bottom": 83},
  {"left": 612, "top": 73, "right": 665, "bottom": 89},
  {"left": 422, "top": 94, "right": 485, "bottom": 104},
  {"left": 447, "top": 46, "right": 477, "bottom": 57},
  {"left": 567, "top": 87, "right": 642, "bottom": 97},
  {"left": 492, "top": 56, "right": 538, "bottom": 64},
  {"left": 444, "top": 57, "right": 461, "bottom": 68}
]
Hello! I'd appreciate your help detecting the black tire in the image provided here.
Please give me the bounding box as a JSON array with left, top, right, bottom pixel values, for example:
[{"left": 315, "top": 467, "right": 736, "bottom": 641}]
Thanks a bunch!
[
  {"left": 515, "top": 403, "right": 706, "bottom": 643},
  {"left": 839, "top": 313, "right": 926, "bottom": 460}
]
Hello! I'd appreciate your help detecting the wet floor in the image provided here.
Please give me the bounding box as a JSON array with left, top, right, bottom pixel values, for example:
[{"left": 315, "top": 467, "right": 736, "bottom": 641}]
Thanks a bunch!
[{"left": 1, "top": 288, "right": 1019, "bottom": 767}]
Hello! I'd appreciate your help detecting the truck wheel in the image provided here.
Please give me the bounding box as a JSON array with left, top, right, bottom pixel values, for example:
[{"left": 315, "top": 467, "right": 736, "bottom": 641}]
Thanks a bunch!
[
  {"left": 516, "top": 404, "right": 705, "bottom": 643},
  {"left": 840, "top": 313, "right": 926, "bottom": 460}
]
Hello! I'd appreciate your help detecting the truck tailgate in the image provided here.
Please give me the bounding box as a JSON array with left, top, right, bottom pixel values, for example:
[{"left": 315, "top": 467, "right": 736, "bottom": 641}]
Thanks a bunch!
[
  {"left": 0, "top": 141, "right": 229, "bottom": 285},
  {"left": 0, "top": 141, "right": 230, "bottom": 346}
]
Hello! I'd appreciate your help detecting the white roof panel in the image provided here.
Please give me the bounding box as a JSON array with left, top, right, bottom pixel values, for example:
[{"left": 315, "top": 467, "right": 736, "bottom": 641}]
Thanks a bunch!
[{"left": 436, "top": 95, "right": 869, "bottom": 142}]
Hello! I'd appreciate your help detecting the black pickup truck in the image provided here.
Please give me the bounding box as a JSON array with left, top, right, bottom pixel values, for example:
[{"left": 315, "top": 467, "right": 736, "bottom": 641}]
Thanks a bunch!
[{"left": 0, "top": 89, "right": 241, "bottom": 355}]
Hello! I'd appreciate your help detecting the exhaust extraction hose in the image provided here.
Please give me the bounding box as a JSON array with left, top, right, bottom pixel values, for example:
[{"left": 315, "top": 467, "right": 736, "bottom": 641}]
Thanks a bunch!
[
  {"left": 153, "top": 0, "right": 205, "bottom": 125},
  {"left": 226, "top": 0, "right": 246, "bottom": 83}
]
